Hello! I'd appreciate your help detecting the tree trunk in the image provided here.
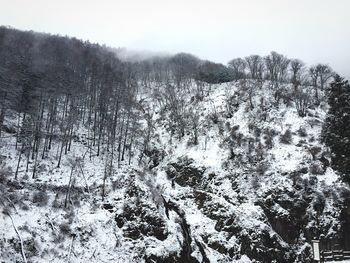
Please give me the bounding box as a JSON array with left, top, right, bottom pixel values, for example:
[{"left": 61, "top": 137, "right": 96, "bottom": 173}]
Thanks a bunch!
[
  {"left": 15, "top": 146, "right": 23, "bottom": 180},
  {"left": 64, "top": 166, "right": 74, "bottom": 208}
]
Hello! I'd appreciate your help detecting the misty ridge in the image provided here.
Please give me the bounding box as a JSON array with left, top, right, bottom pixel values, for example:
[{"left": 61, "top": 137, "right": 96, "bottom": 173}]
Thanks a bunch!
[
  {"left": 0, "top": 26, "right": 338, "bottom": 108},
  {"left": 0, "top": 25, "right": 350, "bottom": 263}
]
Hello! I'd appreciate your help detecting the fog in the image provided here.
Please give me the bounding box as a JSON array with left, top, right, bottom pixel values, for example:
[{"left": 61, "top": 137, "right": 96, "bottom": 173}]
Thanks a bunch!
[{"left": 1, "top": 0, "right": 349, "bottom": 78}]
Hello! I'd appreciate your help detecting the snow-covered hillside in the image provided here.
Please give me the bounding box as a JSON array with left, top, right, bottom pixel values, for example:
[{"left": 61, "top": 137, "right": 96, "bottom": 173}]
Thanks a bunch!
[{"left": 1, "top": 80, "right": 350, "bottom": 263}]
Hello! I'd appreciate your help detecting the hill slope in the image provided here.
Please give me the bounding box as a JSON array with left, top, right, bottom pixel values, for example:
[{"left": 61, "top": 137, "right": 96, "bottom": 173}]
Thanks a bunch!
[{"left": 1, "top": 79, "right": 350, "bottom": 263}]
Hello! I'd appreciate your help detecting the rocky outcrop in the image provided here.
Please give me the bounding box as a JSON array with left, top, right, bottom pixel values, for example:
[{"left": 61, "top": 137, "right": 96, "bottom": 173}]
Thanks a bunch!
[
  {"left": 166, "top": 157, "right": 206, "bottom": 187},
  {"left": 115, "top": 183, "right": 168, "bottom": 241}
]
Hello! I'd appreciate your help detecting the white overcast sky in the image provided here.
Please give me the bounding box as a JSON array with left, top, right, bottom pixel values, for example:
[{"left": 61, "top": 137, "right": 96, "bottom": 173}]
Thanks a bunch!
[{"left": 0, "top": 0, "right": 349, "bottom": 78}]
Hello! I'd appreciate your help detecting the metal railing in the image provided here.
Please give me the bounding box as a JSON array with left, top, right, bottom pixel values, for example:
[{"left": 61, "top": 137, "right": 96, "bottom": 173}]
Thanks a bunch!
[{"left": 321, "top": 250, "right": 350, "bottom": 262}]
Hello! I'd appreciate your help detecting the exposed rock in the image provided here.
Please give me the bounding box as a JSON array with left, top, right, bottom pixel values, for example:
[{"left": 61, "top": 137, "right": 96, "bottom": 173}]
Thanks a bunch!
[
  {"left": 144, "top": 147, "right": 166, "bottom": 169},
  {"left": 239, "top": 229, "right": 292, "bottom": 263},
  {"left": 166, "top": 157, "right": 206, "bottom": 187},
  {"left": 115, "top": 184, "right": 168, "bottom": 241}
]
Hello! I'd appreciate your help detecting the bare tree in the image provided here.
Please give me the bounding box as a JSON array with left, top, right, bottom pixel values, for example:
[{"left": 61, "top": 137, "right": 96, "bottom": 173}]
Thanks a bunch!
[
  {"left": 170, "top": 53, "right": 200, "bottom": 89},
  {"left": 264, "top": 51, "right": 290, "bottom": 86},
  {"left": 316, "top": 64, "right": 333, "bottom": 91},
  {"left": 245, "top": 55, "right": 263, "bottom": 80},
  {"left": 294, "top": 88, "right": 311, "bottom": 117},
  {"left": 309, "top": 66, "right": 319, "bottom": 102},
  {"left": 189, "top": 107, "right": 200, "bottom": 145},
  {"left": 163, "top": 84, "right": 188, "bottom": 139},
  {"left": 228, "top": 58, "right": 246, "bottom": 79},
  {"left": 290, "top": 59, "right": 305, "bottom": 91}
]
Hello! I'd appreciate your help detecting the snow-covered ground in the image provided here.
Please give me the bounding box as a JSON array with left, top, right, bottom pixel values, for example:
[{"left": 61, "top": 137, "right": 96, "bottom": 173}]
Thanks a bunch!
[{"left": 1, "top": 80, "right": 349, "bottom": 262}]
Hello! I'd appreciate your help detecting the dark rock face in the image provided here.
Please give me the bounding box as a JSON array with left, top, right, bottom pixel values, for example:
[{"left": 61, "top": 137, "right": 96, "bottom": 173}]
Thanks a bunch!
[
  {"left": 115, "top": 203, "right": 168, "bottom": 240},
  {"left": 193, "top": 188, "right": 293, "bottom": 262},
  {"left": 144, "top": 147, "right": 165, "bottom": 169},
  {"left": 257, "top": 192, "right": 308, "bottom": 244},
  {"left": 240, "top": 229, "right": 292, "bottom": 263},
  {"left": 114, "top": 161, "right": 350, "bottom": 262},
  {"left": 145, "top": 253, "right": 199, "bottom": 263},
  {"left": 188, "top": 167, "right": 350, "bottom": 262},
  {"left": 145, "top": 197, "right": 203, "bottom": 263},
  {"left": 115, "top": 183, "right": 168, "bottom": 241},
  {"left": 194, "top": 190, "right": 232, "bottom": 224},
  {"left": 166, "top": 157, "right": 205, "bottom": 187},
  {"left": 163, "top": 197, "right": 200, "bottom": 263},
  {"left": 102, "top": 203, "right": 114, "bottom": 212}
]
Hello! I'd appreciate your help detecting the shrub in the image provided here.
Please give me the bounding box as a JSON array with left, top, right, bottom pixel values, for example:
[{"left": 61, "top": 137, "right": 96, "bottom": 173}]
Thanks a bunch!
[
  {"left": 298, "top": 127, "right": 308, "bottom": 137},
  {"left": 280, "top": 129, "right": 293, "bottom": 144},
  {"left": 20, "top": 203, "right": 29, "bottom": 210},
  {"left": 309, "top": 162, "right": 324, "bottom": 175},
  {"left": 8, "top": 192, "right": 21, "bottom": 204},
  {"left": 254, "top": 127, "right": 262, "bottom": 139},
  {"left": 64, "top": 209, "right": 75, "bottom": 224},
  {"left": 251, "top": 175, "right": 260, "bottom": 190},
  {"left": 256, "top": 162, "right": 269, "bottom": 175},
  {"left": 52, "top": 193, "right": 61, "bottom": 208},
  {"left": 263, "top": 128, "right": 277, "bottom": 149},
  {"left": 25, "top": 238, "right": 40, "bottom": 257},
  {"left": 0, "top": 167, "right": 13, "bottom": 182},
  {"left": 210, "top": 112, "right": 219, "bottom": 124},
  {"left": 32, "top": 190, "right": 49, "bottom": 206},
  {"left": 312, "top": 192, "right": 325, "bottom": 214},
  {"left": 59, "top": 222, "right": 71, "bottom": 235},
  {"left": 0, "top": 171, "right": 8, "bottom": 184},
  {"left": 53, "top": 234, "right": 65, "bottom": 243},
  {"left": 263, "top": 134, "right": 274, "bottom": 149},
  {"left": 71, "top": 193, "right": 81, "bottom": 207},
  {"left": 218, "top": 121, "right": 224, "bottom": 136},
  {"left": 296, "top": 139, "right": 307, "bottom": 147},
  {"left": 308, "top": 146, "right": 322, "bottom": 161}
]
